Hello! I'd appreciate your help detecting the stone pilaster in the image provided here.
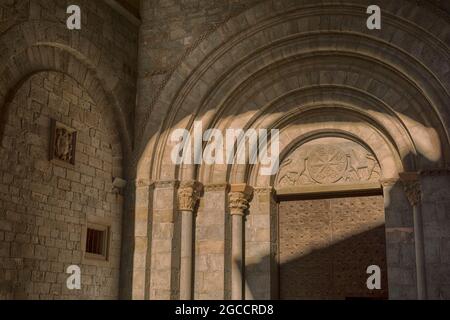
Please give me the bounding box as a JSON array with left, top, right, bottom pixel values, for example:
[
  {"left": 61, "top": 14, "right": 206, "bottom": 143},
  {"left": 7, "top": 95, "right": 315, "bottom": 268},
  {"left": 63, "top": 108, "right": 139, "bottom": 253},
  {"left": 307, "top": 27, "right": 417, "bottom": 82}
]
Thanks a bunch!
[
  {"left": 131, "top": 178, "right": 153, "bottom": 300},
  {"left": 149, "top": 180, "right": 179, "bottom": 299},
  {"left": 195, "top": 183, "right": 229, "bottom": 300},
  {"left": 245, "top": 187, "right": 275, "bottom": 300}
]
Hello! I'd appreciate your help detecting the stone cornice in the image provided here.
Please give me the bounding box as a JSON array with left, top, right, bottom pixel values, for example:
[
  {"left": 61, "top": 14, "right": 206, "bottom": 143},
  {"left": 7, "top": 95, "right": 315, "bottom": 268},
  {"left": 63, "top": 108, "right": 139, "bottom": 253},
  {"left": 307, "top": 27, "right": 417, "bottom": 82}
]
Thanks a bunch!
[
  {"left": 153, "top": 180, "right": 180, "bottom": 189},
  {"left": 204, "top": 183, "right": 230, "bottom": 192}
]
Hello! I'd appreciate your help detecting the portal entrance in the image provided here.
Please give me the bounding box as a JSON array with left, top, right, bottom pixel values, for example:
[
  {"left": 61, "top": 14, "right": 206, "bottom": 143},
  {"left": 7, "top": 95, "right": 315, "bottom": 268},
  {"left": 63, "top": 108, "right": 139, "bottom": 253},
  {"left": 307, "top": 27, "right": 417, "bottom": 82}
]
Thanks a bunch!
[{"left": 278, "top": 193, "right": 388, "bottom": 300}]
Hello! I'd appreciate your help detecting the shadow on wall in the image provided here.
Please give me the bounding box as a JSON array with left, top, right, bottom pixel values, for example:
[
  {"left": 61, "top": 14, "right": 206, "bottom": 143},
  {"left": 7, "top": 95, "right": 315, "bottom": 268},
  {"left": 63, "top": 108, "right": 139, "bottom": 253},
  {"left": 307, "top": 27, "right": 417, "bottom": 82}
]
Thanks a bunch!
[{"left": 249, "top": 224, "right": 389, "bottom": 300}]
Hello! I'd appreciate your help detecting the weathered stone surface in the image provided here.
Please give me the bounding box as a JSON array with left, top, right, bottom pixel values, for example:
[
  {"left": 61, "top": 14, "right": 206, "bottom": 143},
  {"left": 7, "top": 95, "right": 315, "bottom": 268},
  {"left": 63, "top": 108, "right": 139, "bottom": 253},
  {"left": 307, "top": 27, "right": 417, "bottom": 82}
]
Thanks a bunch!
[
  {"left": 2, "top": 0, "right": 450, "bottom": 301},
  {"left": 0, "top": 72, "right": 123, "bottom": 300}
]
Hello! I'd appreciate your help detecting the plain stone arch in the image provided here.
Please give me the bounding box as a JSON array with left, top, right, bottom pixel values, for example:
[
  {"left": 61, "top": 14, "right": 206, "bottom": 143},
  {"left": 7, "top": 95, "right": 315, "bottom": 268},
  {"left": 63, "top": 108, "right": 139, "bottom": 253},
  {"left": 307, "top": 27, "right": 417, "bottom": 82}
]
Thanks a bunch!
[
  {"left": 0, "top": 20, "right": 133, "bottom": 155},
  {"left": 0, "top": 44, "right": 128, "bottom": 172}
]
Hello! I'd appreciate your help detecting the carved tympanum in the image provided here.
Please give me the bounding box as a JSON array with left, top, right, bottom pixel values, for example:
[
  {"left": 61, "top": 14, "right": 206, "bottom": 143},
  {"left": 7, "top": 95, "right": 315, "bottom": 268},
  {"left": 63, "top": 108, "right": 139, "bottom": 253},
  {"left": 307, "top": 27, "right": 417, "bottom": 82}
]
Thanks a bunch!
[
  {"left": 308, "top": 145, "right": 347, "bottom": 184},
  {"left": 277, "top": 138, "right": 381, "bottom": 187}
]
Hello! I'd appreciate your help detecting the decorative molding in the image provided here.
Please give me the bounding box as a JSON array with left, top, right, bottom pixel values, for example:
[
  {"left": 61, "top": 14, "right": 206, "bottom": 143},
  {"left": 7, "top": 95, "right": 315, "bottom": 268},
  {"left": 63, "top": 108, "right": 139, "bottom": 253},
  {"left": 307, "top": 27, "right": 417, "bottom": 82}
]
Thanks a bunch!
[
  {"left": 153, "top": 180, "right": 179, "bottom": 189},
  {"left": 276, "top": 182, "right": 381, "bottom": 197},
  {"left": 228, "top": 184, "right": 253, "bottom": 216},
  {"left": 177, "top": 181, "right": 203, "bottom": 212},
  {"left": 204, "top": 183, "right": 230, "bottom": 192},
  {"left": 403, "top": 181, "right": 421, "bottom": 207},
  {"left": 254, "top": 187, "right": 274, "bottom": 194}
]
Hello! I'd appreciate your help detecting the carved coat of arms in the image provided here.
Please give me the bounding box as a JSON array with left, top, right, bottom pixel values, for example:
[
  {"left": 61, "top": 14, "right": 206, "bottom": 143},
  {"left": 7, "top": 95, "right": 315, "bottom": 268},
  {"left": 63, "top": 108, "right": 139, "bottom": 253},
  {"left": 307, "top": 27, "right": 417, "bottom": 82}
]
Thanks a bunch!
[{"left": 50, "top": 120, "right": 77, "bottom": 165}]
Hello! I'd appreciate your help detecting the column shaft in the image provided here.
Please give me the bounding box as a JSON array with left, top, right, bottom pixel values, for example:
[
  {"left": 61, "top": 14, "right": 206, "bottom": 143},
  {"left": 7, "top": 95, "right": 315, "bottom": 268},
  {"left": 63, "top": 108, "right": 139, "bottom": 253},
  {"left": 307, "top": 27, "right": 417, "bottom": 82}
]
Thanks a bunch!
[
  {"left": 178, "top": 181, "right": 202, "bottom": 300},
  {"left": 231, "top": 213, "right": 244, "bottom": 300},
  {"left": 228, "top": 184, "right": 253, "bottom": 300},
  {"left": 413, "top": 204, "right": 427, "bottom": 300},
  {"left": 180, "top": 210, "right": 194, "bottom": 300}
]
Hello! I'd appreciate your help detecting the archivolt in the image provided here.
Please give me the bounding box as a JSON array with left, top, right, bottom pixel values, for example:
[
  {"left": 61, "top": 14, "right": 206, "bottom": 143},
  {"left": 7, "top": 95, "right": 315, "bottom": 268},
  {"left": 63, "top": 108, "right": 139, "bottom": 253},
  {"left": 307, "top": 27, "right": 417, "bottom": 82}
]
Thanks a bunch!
[{"left": 136, "top": 0, "right": 450, "bottom": 184}]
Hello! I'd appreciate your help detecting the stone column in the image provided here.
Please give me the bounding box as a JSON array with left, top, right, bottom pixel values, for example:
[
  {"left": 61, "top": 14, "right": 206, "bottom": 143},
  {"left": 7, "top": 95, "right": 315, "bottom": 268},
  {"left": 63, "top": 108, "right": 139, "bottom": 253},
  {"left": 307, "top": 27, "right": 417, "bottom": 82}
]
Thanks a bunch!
[
  {"left": 400, "top": 172, "right": 427, "bottom": 300},
  {"left": 178, "top": 181, "right": 202, "bottom": 300},
  {"left": 228, "top": 184, "right": 253, "bottom": 300}
]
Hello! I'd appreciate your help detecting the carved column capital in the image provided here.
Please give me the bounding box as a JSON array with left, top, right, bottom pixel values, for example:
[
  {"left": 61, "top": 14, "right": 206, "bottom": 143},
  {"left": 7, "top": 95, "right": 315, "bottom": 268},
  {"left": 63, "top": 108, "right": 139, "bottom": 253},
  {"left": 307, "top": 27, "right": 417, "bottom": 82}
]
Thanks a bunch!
[
  {"left": 400, "top": 172, "right": 421, "bottom": 206},
  {"left": 228, "top": 184, "right": 253, "bottom": 216},
  {"left": 177, "top": 181, "right": 203, "bottom": 212}
]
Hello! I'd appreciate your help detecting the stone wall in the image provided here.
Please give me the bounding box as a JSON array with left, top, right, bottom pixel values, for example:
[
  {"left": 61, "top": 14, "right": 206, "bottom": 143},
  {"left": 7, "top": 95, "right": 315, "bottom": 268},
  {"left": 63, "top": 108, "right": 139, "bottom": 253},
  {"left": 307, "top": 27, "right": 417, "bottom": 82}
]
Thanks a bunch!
[
  {"left": 0, "top": 0, "right": 138, "bottom": 145},
  {"left": 136, "top": 0, "right": 263, "bottom": 134},
  {"left": 421, "top": 175, "right": 450, "bottom": 299},
  {"left": 194, "top": 184, "right": 228, "bottom": 300},
  {"left": 0, "top": 71, "right": 123, "bottom": 299},
  {"left": 0, "top": 0, "right": 138, "bottom": 300}
]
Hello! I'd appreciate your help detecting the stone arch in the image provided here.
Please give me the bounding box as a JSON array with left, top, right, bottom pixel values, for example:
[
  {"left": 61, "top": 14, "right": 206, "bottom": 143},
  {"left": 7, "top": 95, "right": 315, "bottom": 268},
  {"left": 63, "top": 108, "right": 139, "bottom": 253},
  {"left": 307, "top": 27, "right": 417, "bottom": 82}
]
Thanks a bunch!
[
  {"left": 139, "top": 3, "right": 448, "bottom": 185},
  {"left": 0, "top": 20, "right": 133, "bottom": 157},
  {"left": 247, "top": 109, "right": 405, "bottom": 189},
  {"left": 137, "top": 3, "right": 448, "bottom": 184},
  {"left": 0, "top": 44, "right": 126, "bottom": 170}
]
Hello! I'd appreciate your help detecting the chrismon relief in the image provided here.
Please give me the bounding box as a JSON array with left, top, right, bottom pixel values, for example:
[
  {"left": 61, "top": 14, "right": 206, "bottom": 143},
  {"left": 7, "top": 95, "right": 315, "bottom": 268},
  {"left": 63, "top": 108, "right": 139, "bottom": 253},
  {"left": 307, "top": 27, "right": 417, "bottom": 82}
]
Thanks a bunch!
[{"left": 277, "top": 137, "right": 381, "bottom": 187}]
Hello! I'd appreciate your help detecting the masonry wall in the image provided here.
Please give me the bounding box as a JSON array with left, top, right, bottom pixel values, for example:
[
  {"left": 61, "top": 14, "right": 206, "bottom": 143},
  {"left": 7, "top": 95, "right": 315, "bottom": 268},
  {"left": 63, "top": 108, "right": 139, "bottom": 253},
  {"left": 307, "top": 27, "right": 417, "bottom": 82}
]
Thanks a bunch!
[
  {"left": 421, "top": 175, "right": 450, "bottom": 299},
  {"left": 0, "top": 0, "right": 139, "bottom": 300},
  {"left": 1, "top": 0, "right": 138, "bottom": 132},
  {"left": 136, "top": 0, "right": 263, "bottom": 134},
  {"left": 0, "top": 72, "right": 123, "bottom": 299}
]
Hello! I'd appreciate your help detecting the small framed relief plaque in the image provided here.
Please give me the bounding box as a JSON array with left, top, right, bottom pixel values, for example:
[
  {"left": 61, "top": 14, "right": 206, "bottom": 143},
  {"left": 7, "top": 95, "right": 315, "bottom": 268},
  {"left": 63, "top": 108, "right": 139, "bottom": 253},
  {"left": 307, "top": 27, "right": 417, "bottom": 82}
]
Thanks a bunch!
[{"left": 49, "top": 119, "right": 77, "bottom": 165}]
